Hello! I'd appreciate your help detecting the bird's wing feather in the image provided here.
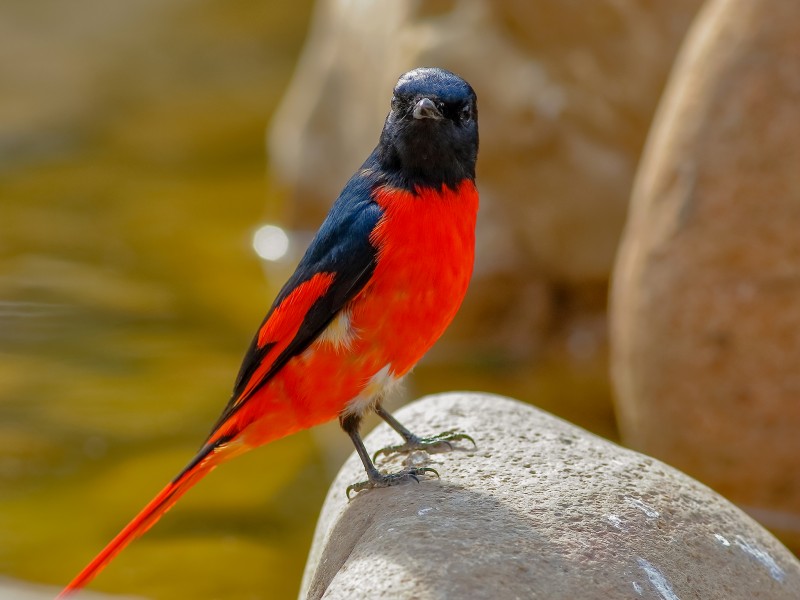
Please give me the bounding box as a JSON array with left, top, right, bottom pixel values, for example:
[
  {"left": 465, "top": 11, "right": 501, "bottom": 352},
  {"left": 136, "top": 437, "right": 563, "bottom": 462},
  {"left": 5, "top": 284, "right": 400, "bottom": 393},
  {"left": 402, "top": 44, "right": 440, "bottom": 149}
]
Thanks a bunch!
[{"left": 205, "top": 170, "right": 383, "bottom": 440}]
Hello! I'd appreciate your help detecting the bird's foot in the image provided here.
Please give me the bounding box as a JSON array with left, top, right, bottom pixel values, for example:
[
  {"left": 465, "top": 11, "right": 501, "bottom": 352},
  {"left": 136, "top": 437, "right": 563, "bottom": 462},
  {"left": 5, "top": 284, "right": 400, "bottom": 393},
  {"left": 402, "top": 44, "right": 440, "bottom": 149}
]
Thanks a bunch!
[
  {"left": 346, "top": 467, "right": 439, "bottom": 499},
  {"left": 373, "top": 430, "right": 476, "bottom": 462}
]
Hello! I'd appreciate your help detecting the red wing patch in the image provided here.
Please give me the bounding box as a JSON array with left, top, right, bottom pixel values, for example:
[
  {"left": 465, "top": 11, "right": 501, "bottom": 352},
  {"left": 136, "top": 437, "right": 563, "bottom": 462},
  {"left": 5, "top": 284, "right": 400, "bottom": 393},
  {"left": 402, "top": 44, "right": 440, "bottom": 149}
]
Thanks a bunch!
[
  {"left": 257, "top": 272, "right": 336, "bottom": 346},
  {"left": 239, "top": 272, "right": 335, "bottom": 401}
]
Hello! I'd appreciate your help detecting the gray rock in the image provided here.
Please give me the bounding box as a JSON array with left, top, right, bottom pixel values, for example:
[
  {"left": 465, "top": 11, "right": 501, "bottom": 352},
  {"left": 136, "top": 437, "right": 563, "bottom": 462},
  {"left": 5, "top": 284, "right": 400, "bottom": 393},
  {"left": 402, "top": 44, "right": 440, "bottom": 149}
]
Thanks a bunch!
[{"left": 301, "top": 393, "right": 800, "bottom": 600}]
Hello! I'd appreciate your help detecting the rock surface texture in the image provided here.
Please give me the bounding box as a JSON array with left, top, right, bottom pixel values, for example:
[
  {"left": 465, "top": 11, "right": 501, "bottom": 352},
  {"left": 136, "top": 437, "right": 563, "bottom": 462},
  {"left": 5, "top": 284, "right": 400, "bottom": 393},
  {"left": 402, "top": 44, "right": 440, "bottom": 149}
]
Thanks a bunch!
[
  {"left": 300, "top": 393, "right": 800, "bottom": 600},
  {"left": 268, "top": 0, "right": 701, "bottom": 359},
  {"left": 610, "top": 0, "right": 800, "bottom": 552}
]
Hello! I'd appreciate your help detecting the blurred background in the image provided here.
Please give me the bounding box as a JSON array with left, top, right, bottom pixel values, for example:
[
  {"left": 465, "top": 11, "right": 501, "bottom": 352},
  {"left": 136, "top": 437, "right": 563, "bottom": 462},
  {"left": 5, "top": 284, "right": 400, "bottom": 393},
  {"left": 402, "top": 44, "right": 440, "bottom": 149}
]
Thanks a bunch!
[{"left": 2, "top": 0, "right": 798, "bottom": 598}]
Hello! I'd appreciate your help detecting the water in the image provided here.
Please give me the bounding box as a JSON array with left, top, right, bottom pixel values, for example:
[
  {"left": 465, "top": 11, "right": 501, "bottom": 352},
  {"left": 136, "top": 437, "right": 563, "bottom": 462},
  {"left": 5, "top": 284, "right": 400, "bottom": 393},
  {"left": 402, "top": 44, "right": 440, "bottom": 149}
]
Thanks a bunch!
[{"left": 1, "top": 1, "right": 319, "bottom": 598}]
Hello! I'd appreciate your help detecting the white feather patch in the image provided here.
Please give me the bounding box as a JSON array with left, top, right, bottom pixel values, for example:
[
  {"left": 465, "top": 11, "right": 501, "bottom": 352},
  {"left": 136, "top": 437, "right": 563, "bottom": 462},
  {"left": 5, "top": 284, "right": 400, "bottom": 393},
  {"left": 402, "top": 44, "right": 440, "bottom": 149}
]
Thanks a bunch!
[
  {"left": 343, "top": 364, "right": 400, "bottom": 418},
  {"left": 316, "top": 307, "right": 357, "bottom": 351}
]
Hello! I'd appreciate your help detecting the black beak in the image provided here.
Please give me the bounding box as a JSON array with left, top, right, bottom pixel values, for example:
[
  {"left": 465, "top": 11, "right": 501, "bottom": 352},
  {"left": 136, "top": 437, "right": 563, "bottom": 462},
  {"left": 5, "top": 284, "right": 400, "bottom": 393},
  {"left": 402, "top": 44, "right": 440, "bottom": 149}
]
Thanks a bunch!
[{"left": 413, "top": 97, "right": 443, "bottom": 120}]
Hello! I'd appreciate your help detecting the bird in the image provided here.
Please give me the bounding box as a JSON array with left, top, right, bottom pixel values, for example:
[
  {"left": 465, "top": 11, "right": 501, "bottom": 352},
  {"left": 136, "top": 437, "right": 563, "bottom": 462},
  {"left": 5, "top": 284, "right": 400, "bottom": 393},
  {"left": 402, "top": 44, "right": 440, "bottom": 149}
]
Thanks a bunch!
[{"left": 58, "top": 66, "right": 479, "bottom": 597}]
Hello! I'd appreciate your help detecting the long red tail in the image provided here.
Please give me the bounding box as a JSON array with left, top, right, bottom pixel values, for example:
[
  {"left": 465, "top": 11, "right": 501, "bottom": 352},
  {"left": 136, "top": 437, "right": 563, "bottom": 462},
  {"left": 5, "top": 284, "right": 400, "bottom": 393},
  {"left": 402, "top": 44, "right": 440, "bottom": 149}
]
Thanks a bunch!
[{"left": 57, "top": 439, "right": 240, "bottom": 598}]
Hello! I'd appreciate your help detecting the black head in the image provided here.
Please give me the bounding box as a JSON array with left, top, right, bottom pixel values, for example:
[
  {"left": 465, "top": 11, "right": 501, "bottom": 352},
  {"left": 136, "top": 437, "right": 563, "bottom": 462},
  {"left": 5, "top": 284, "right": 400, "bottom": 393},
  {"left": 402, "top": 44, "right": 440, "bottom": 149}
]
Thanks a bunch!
[{"left": 377, "top": 67, "right": 478, "bottom": 191}]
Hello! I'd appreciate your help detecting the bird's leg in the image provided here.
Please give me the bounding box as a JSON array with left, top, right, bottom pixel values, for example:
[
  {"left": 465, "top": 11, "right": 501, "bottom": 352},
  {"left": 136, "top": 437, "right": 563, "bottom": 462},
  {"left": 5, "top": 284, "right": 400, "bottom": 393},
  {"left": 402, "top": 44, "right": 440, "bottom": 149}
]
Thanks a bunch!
[
  {"left": 371, "top": 404, "right": 476, "bottom": 462},
  {"left": 340, "top": 412, "right": 438, "bottom": 499}
]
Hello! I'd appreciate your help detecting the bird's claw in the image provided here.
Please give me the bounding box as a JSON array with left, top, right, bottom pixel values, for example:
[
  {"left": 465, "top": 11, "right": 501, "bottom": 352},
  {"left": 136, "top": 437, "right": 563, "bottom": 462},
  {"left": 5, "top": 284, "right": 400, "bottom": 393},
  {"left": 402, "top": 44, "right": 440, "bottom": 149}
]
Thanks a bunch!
[
  {"left": 346, "top": 467, "right": 439, "bottom": 499},
  {"left": 372, "top": 430, "right": 476, "bottom": 462}
]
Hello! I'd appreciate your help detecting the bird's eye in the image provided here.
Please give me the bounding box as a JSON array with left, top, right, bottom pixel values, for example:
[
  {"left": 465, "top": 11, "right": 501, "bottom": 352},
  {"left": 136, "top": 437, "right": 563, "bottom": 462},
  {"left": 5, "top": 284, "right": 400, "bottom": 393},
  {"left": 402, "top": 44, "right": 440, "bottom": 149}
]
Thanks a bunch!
[{"left": 459, "top": 104, "right": 473, "bottom": 122}]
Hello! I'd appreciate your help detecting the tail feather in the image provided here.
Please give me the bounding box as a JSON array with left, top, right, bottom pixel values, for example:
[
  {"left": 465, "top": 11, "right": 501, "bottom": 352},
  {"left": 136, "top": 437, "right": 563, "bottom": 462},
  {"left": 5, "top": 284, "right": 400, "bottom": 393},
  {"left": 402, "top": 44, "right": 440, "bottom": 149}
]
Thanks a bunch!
[{"left": 57, "top": 440, "right": 236, "bottom": 598}]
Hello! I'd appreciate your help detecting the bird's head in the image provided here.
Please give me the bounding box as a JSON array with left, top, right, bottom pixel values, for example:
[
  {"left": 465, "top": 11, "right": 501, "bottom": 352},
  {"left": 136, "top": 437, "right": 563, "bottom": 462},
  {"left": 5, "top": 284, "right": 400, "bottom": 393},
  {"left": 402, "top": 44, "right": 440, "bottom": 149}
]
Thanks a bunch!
[{"left": 378, "top": 67, "right": 478, "bottom": 191}]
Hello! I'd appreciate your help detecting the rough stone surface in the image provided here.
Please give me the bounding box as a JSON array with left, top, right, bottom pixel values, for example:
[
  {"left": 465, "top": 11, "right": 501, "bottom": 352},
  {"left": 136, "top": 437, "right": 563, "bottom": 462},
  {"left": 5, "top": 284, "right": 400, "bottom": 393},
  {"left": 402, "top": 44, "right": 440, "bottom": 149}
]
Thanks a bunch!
[
  {"left": 268, "top": 0, "right": 700, "bottom": 359},
  {"left": 300, "top": 393, "right": 800, "bottom": 600},
  {"left": 610, "top": 0, "right": 800, "bottom": 552}
]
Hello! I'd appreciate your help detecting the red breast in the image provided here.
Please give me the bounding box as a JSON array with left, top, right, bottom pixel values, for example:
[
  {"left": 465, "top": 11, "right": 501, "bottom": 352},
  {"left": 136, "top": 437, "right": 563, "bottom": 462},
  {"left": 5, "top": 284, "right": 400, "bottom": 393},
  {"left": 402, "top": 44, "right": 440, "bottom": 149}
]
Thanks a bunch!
[{"left": 235, "top": 180, "right": 478, "bottom": 442}]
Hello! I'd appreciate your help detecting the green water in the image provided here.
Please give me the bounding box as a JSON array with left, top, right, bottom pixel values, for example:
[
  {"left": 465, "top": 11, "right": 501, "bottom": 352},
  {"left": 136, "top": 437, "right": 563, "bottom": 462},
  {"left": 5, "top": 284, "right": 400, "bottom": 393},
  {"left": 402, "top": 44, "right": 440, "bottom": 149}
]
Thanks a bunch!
[
  {"left": 0, "top": 2, "right": 324, "bottom": 598},
  {"left": 0, "top": 2, "right": 616, "bottom": 598}
]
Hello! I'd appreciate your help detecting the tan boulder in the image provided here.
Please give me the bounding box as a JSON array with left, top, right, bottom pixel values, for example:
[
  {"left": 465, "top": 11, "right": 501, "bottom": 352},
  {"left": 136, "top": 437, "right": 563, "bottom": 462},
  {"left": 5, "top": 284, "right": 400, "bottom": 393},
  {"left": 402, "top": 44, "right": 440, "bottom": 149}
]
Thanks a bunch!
[
  {"left": 301, "top": 393, "right": 800, "bottom": 599},
  {"left": 611, "top": 0, "right": 800, "bottom": 551},
  {"left": 268, "top": 0, "right": 701, "bottom": 358}
]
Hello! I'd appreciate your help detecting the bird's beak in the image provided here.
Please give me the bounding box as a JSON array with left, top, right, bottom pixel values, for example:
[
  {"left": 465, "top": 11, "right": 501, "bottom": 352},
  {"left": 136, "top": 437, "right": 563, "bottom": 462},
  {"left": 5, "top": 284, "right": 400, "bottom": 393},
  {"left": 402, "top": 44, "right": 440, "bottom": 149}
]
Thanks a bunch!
[{"left": 413, "top": 97, "right": 443, "bottom": 120}]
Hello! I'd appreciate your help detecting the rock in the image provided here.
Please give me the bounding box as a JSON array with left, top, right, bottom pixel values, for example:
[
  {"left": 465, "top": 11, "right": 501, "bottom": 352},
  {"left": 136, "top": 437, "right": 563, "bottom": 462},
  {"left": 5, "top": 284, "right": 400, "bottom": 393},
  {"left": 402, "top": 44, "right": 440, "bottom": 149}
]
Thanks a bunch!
[
  {"left": 610, "top": 0, "right": 800, "bottom": 552},
  {"left": 0, "top": 576, "right": 142, "bottom": 600},
  {"left": 267, "top": 0, "right": 701, "bottom": 360},
  {"left": 300, "top": 393, "right": 800, "bottom": 600}
]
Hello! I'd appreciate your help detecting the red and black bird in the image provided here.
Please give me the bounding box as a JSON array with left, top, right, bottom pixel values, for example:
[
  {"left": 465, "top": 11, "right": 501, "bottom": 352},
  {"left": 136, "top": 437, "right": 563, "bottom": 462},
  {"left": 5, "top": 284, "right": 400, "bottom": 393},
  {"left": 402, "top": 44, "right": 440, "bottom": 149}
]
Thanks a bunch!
[{"left": 59, "top": 67, "right": 479, "bottom": 597}]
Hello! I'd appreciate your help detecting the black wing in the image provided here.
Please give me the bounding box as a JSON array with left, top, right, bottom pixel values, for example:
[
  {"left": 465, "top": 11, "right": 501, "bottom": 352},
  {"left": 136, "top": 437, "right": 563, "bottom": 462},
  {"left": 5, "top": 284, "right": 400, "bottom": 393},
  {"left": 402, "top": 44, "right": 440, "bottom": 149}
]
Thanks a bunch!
[{"left": 206, "top": 157, "right": 384, "bottom": 439}]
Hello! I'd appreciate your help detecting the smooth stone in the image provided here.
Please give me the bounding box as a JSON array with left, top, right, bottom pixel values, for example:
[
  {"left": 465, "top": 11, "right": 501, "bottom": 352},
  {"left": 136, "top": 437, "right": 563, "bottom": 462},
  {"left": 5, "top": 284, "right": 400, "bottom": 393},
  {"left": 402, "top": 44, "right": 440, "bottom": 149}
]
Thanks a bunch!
[{"left": 300, "top": 393, "right": 800, "bottom": 599}]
